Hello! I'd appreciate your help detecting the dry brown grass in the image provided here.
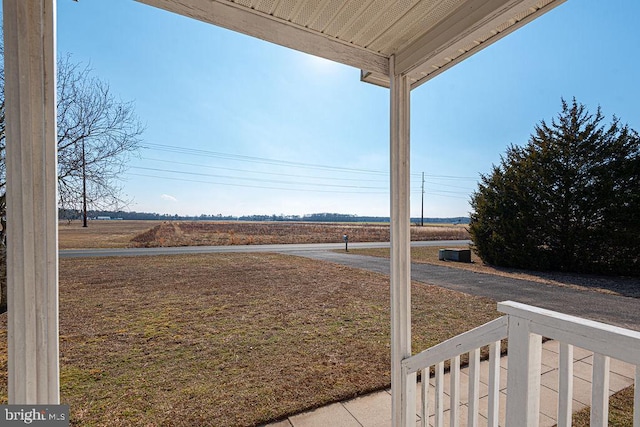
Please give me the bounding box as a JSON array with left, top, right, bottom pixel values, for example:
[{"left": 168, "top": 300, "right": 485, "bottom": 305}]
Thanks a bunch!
[
  {"left": 58, "top": 220, "right": 158, "bottom": 249},
  {"left": 127, "top": 221, "right": 470, "bottom": 247},
  {"left": 58, "top": 220, "right": 470, "bottom": 249},
  {"left": 0, "top": 253, "right": 497, "bottom": 426},
  {"left": 569, "top": 385, "right": 635, "bottom": 426}
]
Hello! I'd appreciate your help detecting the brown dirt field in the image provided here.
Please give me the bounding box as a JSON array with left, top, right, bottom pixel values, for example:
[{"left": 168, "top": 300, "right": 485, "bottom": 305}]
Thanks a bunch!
[
  {"left": 0, "top": 253, "right": 497, "bottom": 426},
  {"left": 128, "top": 221, "right": 470, "bottom": 248},
  {"left": 59, "top": 220, "right": 470, "bottom": 249},
  {"left": 58, "top": 220, "right": 159, "bottom": 249}
]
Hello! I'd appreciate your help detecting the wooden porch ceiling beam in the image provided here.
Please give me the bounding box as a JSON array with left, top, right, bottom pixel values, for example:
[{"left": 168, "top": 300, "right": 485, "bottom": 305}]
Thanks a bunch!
[
  {"left": 396, "top": 0, "right": 529, "bottom": 75},
  {"left": 136, "top": 0, "right": 389, "bottom": 76},
  {"left": 361, "top": 0, "right": 566, "bottom": 89},
  {"left": 402, "top": 0, "right": 568, "bottom": 85}
]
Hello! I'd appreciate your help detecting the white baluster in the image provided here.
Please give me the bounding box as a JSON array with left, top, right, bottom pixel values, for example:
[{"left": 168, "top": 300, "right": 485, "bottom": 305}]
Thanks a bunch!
[
  {"left": 590, "top": 353, "right": 610, "bottom": 427},
  {"left": 487, "top": 341, "right": 501, "bottom": 427},
  {"left": 557, "top": 343, "right": 574, "bottom": 427},
  {"left": 450, "top": 355, "right": 460, "bottom": 427}
]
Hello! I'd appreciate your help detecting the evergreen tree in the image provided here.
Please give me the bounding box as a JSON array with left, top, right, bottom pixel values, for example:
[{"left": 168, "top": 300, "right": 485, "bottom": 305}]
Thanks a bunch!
[{"left": 470, "top": 98, "right": 640, "bottom": 275}]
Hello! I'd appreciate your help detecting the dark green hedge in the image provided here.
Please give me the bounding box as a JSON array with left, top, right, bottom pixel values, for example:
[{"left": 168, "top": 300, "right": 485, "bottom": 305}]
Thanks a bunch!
[{"left": 469, "top": 99, "right": 640, "bottom": 276}]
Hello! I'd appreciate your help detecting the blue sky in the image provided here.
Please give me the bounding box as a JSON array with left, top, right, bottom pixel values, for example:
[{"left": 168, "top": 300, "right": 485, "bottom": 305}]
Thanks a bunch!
[{"left": 54, "top": 0, "right": 640, "bottom": 218}]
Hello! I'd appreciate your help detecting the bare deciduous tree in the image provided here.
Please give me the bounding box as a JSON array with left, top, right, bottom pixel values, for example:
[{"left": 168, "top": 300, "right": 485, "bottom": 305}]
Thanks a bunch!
[
  {"left": 55, "top": 55, "right": 144, "bottom": 223},
  {"left": 1, "top": 53, "right": 144, "bottom": 222},
  {"left": 0, "top": 39, "right": 144, "bottom": 311}
]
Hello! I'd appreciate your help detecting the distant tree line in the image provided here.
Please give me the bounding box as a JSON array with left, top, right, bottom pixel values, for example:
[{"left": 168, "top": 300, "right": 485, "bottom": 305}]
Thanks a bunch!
[{"left": 60, "top": 209, "right": 470, "bottom": 224}]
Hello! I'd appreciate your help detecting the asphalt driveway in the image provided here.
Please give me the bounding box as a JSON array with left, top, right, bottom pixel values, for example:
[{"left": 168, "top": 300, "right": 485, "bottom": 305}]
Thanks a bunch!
[{"left": 287, "top": 250, "right": 640, "bottom": 331}]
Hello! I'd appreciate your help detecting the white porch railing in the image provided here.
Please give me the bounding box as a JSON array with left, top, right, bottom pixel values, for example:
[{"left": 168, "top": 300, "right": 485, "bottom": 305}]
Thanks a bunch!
[{"left": 401, "top": 300, "right": 640, "bottom": 427}]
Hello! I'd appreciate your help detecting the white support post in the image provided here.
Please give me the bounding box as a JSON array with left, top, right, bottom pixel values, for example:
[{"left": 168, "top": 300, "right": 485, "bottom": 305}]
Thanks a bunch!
[
  {"left": 504, "top": 316, "right": 542, "bottom": 426},
  {"left": 3, "top": 0, "right": 60, "bottom": 404},
  {"left": 389, "top": 55, "right": 414, "bottom": 427}
]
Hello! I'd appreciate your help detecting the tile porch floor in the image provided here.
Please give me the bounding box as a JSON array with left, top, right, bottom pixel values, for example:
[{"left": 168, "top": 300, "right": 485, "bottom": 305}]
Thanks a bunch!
[{"left": 263, "top": 340, "right": 636, "bottom": 427}]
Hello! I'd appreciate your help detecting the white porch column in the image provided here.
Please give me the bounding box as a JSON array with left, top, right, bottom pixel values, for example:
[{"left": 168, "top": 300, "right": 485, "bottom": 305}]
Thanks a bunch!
[
  {"left": 3, "top": 0, "right": 60, "bottom": 403},
  {"left": 389, "top": 55, "right": 414, "bottom": 427}
]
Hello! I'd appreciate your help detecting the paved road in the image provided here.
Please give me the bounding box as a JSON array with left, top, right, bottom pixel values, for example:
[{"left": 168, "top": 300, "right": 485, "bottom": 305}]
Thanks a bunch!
[
  {"left": 59, "top": 240, "right": 471, "bottom": 258},
  {"left": 60, "top": 240, "right": 640, "bottom": 331},
  {"left": 286, "top": 250, "right": 640, "bottom": 331}
]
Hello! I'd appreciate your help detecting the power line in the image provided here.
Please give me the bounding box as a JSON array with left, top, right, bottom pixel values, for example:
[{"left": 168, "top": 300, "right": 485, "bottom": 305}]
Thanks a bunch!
[
  {"left": 142, "top": 142, "right": 479, "bottom": 180},
  {"left": 142, "top": 142, "right": 390, "bottom": 175},
  {"left": 423, "top": 180, "right": 476, "bottom": 190},
  {"left": 140, "top": 157, "right": 390, "bottom": 183},
  {"left": 421, "top": 172, "right": 424, "bottom": 226},
  {"left": 421, "top": 174, "right": 478, "bottom": 180},
  {"left": 125, "top": 172, "right": 389, "bottom": 194},
  {"left": 411, "top": 190, "right": 469, "bottom": 200},
  {"left": 130, "top": 166, "right": 388, "bottom": 190},
  {"left": 127, "top": 171, "right": 470, "bottom": 199},
  {"left": 134, "top": 142, "right": 479, "bottom": 199},
  {"left": 132, "top": 165, "right": 472, "bottom": 193}
]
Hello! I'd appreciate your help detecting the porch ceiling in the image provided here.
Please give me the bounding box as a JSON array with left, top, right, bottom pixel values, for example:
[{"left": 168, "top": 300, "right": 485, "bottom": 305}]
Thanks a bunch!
[{"left": 136, "top": 0, "right": 566, "bottom": 89}]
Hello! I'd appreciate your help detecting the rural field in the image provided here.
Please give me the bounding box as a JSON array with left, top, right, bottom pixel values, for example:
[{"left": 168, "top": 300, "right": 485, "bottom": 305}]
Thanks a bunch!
[
  {"left": 58, "top": 220, "right": 470, "bottom": 249},
  {"left": 1, "top": 253, "right": 498, "bottom": 426},
  {"left": 58, "top": 220, "right": 160, "bottom": 249},
  {"left": 3, "top": 220, "right": 632, "bottom": 425},
  {"left": 0, "top": 220, "right": 484, "bottom": 425}
]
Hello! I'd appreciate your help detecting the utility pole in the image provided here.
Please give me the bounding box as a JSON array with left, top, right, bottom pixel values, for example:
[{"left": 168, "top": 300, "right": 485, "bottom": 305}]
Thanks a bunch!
[
  {"left": 421, "top": 171, "right": 424, "bottom": 226},
  {"left": 82, "top": 139, "right": 88, "bottom": 227}
]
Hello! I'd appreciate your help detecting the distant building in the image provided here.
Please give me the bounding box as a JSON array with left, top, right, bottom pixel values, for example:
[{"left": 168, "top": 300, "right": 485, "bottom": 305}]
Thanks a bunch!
[{"left": 96, "top": 216, "right": 111, "bottom": 220}]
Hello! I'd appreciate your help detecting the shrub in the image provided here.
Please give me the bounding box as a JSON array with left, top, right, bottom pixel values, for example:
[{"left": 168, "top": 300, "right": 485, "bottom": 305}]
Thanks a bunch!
[{"left": 469, "top": 98, "right": 640, "bottom": 276}]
